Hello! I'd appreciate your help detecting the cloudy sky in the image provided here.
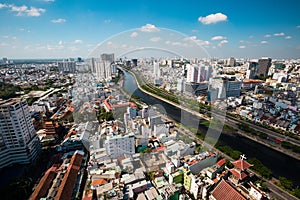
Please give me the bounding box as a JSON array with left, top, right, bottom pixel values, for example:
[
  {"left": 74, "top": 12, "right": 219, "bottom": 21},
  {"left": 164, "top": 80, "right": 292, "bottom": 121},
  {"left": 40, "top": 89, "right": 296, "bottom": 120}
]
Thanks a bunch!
[{"left": 0, "top": 0, "right": 299, "bottom": 59}]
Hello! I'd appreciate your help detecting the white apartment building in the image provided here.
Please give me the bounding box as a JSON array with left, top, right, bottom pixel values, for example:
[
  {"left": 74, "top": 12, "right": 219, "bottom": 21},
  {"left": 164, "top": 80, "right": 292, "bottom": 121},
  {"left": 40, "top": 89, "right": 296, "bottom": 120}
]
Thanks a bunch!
[
  {"left": 186, "top": 64, "right": 198, "bottom": 83},
  {"left": 0, "top": 98, "right": 41, "bottom": 169},
  {"left": 105, "top": 133, "right": 135, "bottom": 159},
  {"left": 58, "top": 60, "right": 76, "bottom": 73},
  {"left": 186, "top": 64, "right": 213, "bottom": 83},
  {"left": 153, "top": 61, "right": 160, "bottom": 79},
  {"left": 95, "top": 60, "right": 112, "bottom": 81},
  {"left": 210, "top": 77, "right": 242, "bottom": 99}
]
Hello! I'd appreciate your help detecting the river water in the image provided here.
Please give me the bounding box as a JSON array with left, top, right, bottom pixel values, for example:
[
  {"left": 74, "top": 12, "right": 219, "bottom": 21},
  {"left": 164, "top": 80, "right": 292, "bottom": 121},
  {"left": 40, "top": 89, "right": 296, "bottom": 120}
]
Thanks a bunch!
[{"left": 122, "top": 69, "right": 300, "bottom": 186}]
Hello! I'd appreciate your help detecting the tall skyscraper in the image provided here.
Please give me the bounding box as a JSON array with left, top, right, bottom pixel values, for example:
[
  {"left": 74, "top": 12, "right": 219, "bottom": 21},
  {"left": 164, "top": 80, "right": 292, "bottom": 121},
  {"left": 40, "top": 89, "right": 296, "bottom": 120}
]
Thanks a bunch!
[
  {"left": 186, "top": 64, "right": 198, "bottom": 83},
  {"left": 257, "top": 57, "right": 272, "bottom": 78},
  {"left": 95, "top": 53, "right": 115, "bottom": 81},
  {"left": 101, "top": 53, "right": 114, "bottom": 63},
  {"left": 57, "top": 60, "right": 76, "bottom": 73},
  {"left": 91, "top": 57, "right": 96, "bottom": 73},
  {"left": 246, "top": 61, "right": 258, "bottom": 79},
  {"left": 227, "top": 57, "right": 236, "bottom": 67},
  {"left": 153, "top": 61, "right": 160, "bottom": 79},
  {"left": 187, "top": 64, "right": 212, "bottom": 83},
  {"left": 209, "top": 77, "right": 242, "bottom": 99},
  {"left": 0, "top": 98, "right": 41, "bottom": 169}
]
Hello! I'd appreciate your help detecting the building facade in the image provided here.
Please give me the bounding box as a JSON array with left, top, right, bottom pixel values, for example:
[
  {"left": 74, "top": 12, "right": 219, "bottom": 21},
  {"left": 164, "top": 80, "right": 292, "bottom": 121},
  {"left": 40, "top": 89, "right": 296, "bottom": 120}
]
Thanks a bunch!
[
  {"left": 257, "top": 57, "right": 272, "bottom": 78},
  {"left": 105, "top": 133, "right": 135, "bottom": 158},
  {"left": 0, "top": 98, "right": 41, "bottom": 169}
]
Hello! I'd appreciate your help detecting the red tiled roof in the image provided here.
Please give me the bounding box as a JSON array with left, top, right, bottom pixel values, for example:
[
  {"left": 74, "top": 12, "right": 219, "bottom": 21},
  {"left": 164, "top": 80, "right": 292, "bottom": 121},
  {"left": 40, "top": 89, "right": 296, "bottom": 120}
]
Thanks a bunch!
[
  {"left": 211, "top": 179, "right": 246, "bottom": 200},
  {"left": 54, "top": 152, "right": 83, "bottom": 200},
  {"left": 231, "top": 158, "right": 253, "bottom": 170},
  {"left": 129, "top": 102, "right": 136, "bottom": 108},
  {"left": 30, "top": 168, "right": 57, "bottom": 200},
  {"left": 216, "top": 159, "right": 226, "bottom": 167},
  {"left": 242, "top": 80, "right": 262, "bottom": 84},
  {"left": 103, "top": 100, "right": 113, "bottom": 111},
  {"left": 92, "top": 179, "right": 107, "bottom": 186},
  {"left": 156, "top": 146, "right": 165, "bottom": 151},
  {"left": 229, "top": 168, "right": 248, "bottom": 180}
]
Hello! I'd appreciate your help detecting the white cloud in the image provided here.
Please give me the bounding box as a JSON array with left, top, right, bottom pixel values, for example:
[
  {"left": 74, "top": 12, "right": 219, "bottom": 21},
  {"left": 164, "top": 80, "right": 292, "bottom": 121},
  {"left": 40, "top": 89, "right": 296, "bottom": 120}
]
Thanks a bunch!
[
  {"left": 239, "top": 46, "right": 246, "bottom": 49},
  {"left": 285, "top": 36, "right": 292, "bottom": 40},
  {"left": 273, "top": 32, "right": 285, "bottom": 36},
  {"left": 7, "top": 4, "right": 45, "bottom": 17},
  {"left": 261, "top": 41, "right": 268, "bottom": 44},
  {"left": 296, "top": 25, "right": 300, "bottom": 28},
  {"left": 9, "top": 5, "right": 27, "bottom": 15},
  {"left": 74, "top": 39, "right": 83, "bottom": 44},
  {"left": 44, "top": 0, "right": 55, "bottom": 2},
  {"left": 165, "top": 40, "right": 188, "bottom": 47},
  {"left": 211, "top": 35, "right": 226, "bottom": 41},
  {"left": 171, "top": 42, "right": 182, "bottom": 46},
  {"left": 130, "top": 32, "right": 138, "bottom": 38},
  {"left": 26, "top": 7, "right": 45, "bottom": 16},
  {"left": 58, "top": 40, "right": 64, "bottom": 45},
  {"left": 46, "top": 44, "right": 64, "bottom": 51},
  {"left": 51, "top": 18, "right": 66, "bottom": 23},
  {"left": 184, "top": 36, "right": 210, "bottom": 46},
  {"left": 107, "top": 41, "right": 112, "bottom": 45},
  {"left": 104, "top": 19, "right": 111, "bottom": 24},
  {"left": 218, "top": 39, "right": 228, "bottom": 47},
  {"left": 0, "top": 3, "right": 7, "bottom": 9},
  {"left": 19, "top": 28, "right": 31, "bottom": 33},
  {"left": 150, "top": 37, "right": 161, "bottom": 42},
  {"left": 264, "top": 34, "right": 271, "bottom": 38},
  {"left": 140, "top": 24, "right": 160, "bottom": 32},
  {"left": 69, "top": 46, "right": 79, "bottom": 52},
  {"left": 198, "top": 13, "right": 228, "bottom": 25}
]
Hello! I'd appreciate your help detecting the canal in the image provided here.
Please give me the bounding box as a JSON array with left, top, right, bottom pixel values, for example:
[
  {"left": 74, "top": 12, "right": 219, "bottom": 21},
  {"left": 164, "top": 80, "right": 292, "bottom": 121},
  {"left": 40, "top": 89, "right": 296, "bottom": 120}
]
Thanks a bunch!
[{"left": 122, "top": 69, "right": 300, "bottom": 186}]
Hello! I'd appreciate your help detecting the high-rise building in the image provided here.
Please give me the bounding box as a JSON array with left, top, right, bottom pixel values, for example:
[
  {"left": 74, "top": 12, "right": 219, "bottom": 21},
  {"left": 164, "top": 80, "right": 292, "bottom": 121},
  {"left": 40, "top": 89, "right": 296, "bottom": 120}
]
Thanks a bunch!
[
  {"left": 131, "top": 59, "right": 138, "bottom": 67},
  {"left": 177, "top": 78, "right": 184, "bottom": 93},
  {"left": 227, "top": 57, "right": 236, "bottom": 67},
  {"left": 205, "top": 65, "right": 213, "bottom": 81},
  {"left": 186, "top": 64, "right": 199, "bottom": 83},
  {"left": 101, "top": 53, "right": 114, "bottom": 63},
  {"left": 187, "top": 64, "right": 212, "bottom": 83},
  {"left": 153, "top": 61, "right": 160, "bottom": 79},
  {"left": 58, "top": 60, "right": 76, "bottom": 73},
  {"left": 95, "top": 60, "right": 110, "bottom": 81},
  {"left": 210, "top": 77, "right": 242, "bottom": 99},
  {"left": 246, "top": 62, "right": 258, "bottom": 79},
  {"left": 105, "top": 133, "right": 135, "bottom": 158},
  {"left": 91, "top": 57, "right": 96, "bottom": 73},
  {"left": 257, "top": 57, "right": 272, "bottom": 78},
  {"left": 95, "top": 53, "right": 115, "bottom": 81},
  {"left": 0, "top": 98, "right": 41, "bottom": 169}
]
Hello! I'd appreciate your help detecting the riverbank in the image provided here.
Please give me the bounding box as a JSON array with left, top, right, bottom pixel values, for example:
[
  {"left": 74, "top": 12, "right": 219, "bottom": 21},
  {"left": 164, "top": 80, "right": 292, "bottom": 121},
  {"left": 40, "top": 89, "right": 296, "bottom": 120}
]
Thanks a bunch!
[
  {"left": 121, "top": 67, "right": 300, "bottom": 200},
  {"left": 126, "top": 68, "right": 300, "bottom": 159}
]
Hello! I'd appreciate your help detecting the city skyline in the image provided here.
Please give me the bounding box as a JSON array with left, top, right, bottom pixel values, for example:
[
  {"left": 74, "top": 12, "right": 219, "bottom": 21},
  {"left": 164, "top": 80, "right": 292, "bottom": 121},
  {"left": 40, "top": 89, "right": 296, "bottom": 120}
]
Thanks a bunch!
[{"left": 0, "top": 0, "right": 300, "bottom": 59}]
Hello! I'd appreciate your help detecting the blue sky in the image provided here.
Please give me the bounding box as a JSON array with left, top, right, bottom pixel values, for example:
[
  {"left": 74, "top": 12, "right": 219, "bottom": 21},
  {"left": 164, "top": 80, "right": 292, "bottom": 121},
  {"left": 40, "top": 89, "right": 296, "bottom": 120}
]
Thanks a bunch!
[{"left": 0, "top": 0, "right": 299, "bottom": 59}]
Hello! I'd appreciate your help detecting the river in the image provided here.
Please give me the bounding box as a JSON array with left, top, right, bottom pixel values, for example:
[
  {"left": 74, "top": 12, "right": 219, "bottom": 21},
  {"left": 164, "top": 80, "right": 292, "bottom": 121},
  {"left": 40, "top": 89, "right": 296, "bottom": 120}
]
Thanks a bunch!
[{"left": 122, "top": 69, "right": 300, "bottom": 186}]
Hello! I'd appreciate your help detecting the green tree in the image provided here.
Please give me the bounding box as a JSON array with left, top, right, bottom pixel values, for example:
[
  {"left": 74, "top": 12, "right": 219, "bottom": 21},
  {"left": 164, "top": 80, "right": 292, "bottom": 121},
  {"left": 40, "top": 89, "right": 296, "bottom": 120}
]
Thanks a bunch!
[
  {"left": 279, "top": 176, "right": 293, "bottom": 190},
  {"left": 294, "top": 188, "right": 300, "bottom": 198}
]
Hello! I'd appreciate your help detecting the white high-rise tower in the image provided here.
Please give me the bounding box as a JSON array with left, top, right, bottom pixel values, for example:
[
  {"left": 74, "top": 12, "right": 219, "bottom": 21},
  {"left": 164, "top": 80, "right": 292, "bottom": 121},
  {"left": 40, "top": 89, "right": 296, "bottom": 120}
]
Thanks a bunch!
[{"left": 0, "top": 98, "right": 41, "bottom": 168}]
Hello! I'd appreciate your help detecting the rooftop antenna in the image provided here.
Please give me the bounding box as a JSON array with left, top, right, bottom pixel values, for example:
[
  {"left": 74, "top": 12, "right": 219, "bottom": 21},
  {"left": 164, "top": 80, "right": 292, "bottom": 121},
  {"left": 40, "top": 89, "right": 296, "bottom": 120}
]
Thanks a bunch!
[{"left": 240, "top": 154, "right": 247, "bottom": 160}]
